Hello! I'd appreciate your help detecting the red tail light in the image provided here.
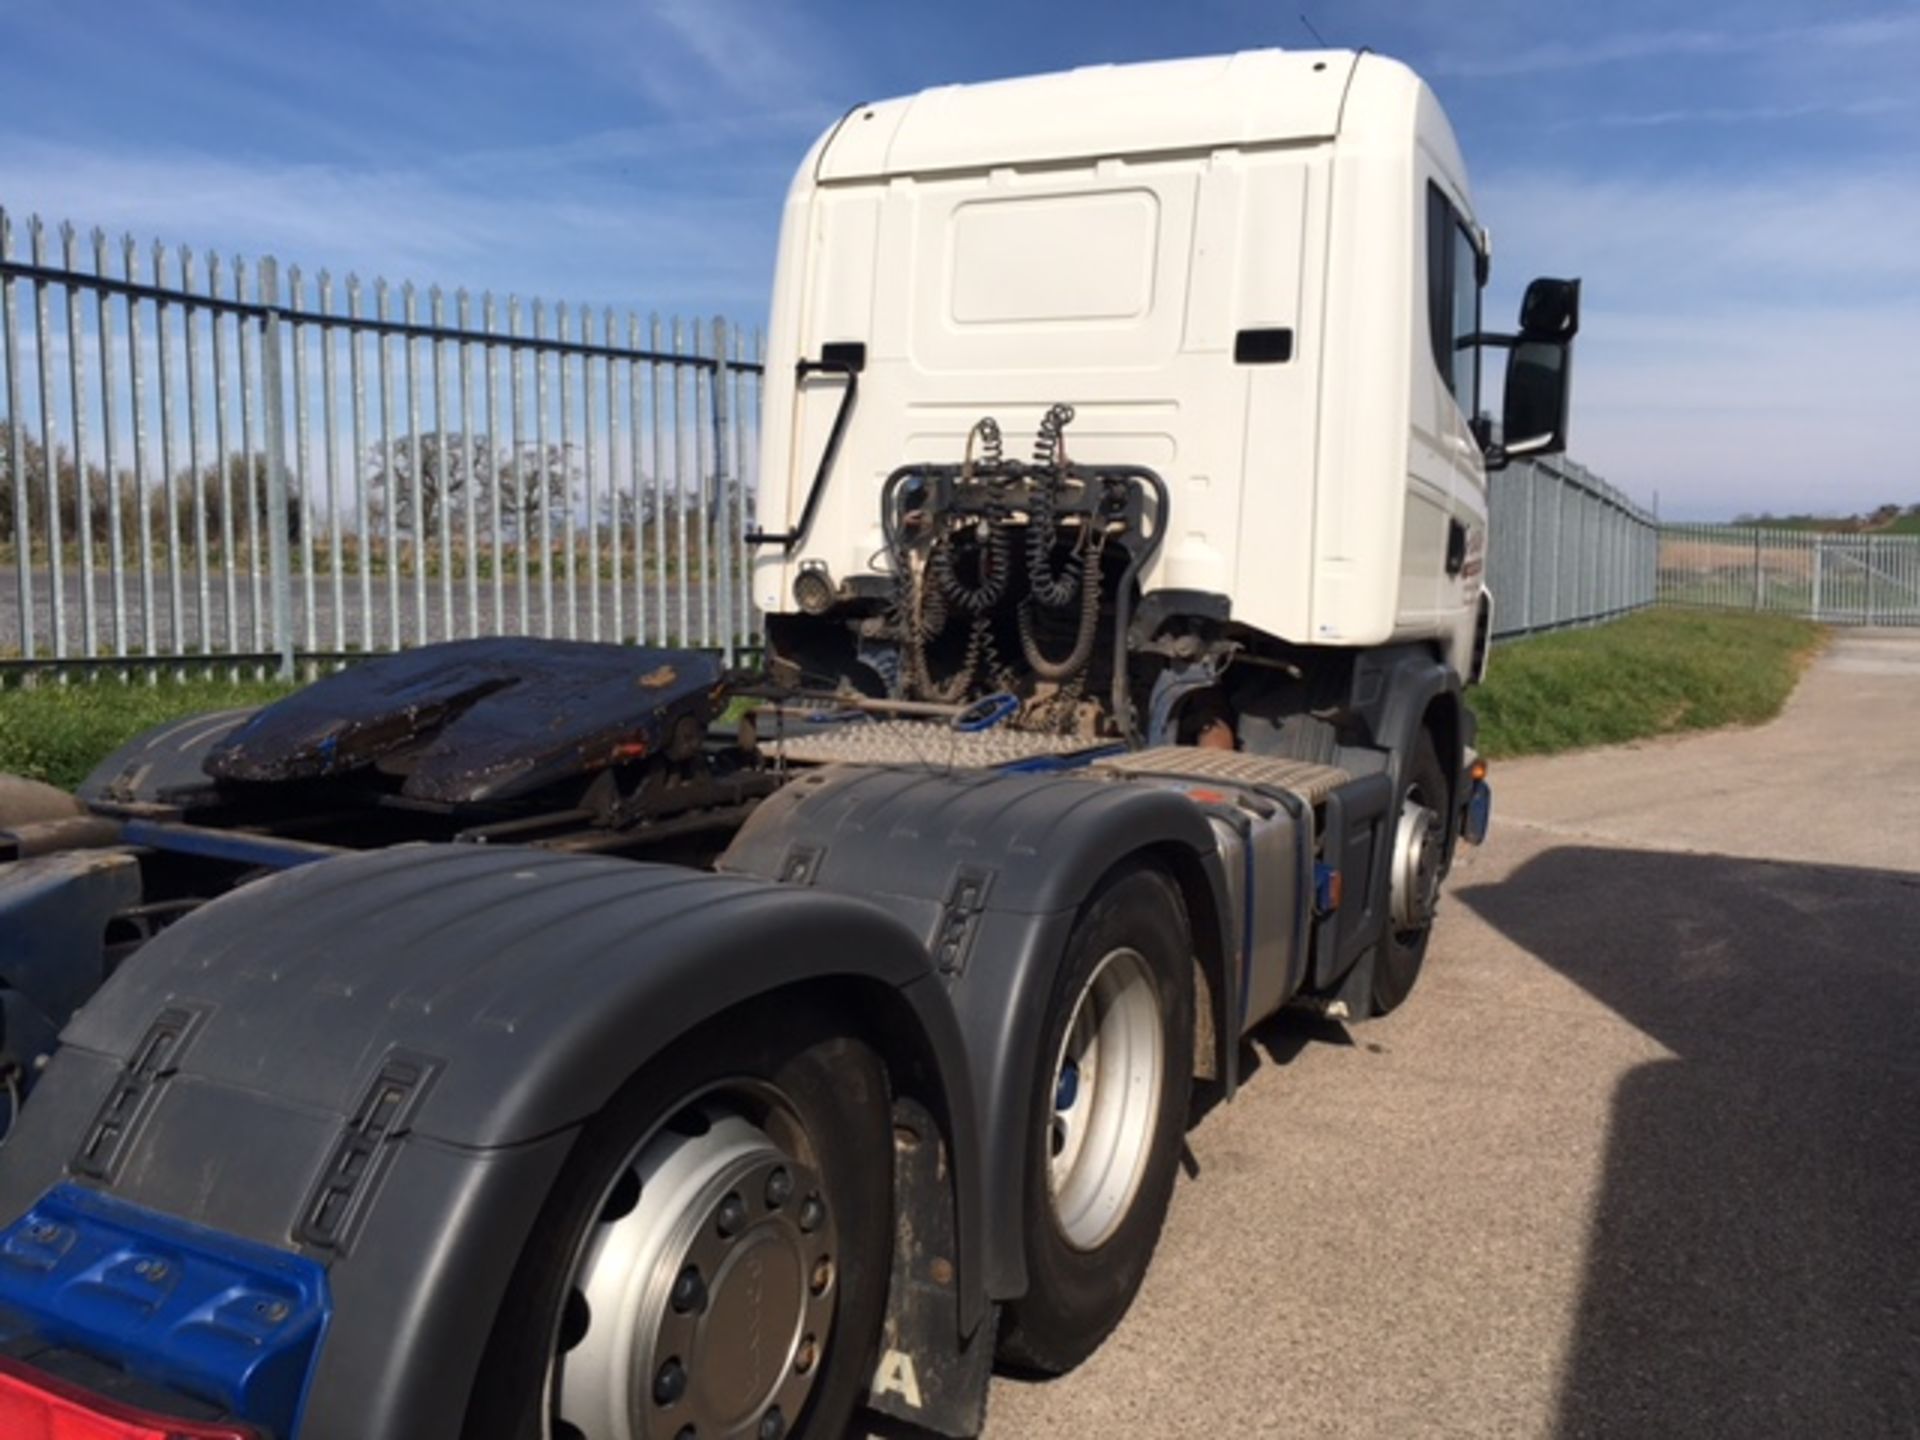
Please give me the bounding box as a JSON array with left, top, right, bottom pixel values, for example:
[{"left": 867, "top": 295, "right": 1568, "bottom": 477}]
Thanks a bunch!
[{"left": 0, "top": 1356, "right": 257, "bottom": 1440}]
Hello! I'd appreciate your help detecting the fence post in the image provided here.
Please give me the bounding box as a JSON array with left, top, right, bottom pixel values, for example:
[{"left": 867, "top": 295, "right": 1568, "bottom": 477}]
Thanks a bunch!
[
  {"left": 0, "top": 208, "right": 33, "bottom": 662},
  {"left": 1752, "top": 528, "right": 1762, "bottom": 611},
  {"left": 259, "top": 258, "right": 295, "bottom": 680},
  {"left": 712, "top": 316, "right": 734, "bottom": 666}
]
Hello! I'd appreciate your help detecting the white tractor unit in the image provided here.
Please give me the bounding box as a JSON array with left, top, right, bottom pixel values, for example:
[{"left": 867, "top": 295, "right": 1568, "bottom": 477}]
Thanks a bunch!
[{"left": 0, "top": 49, "right": 1574, "bottom": 1440}]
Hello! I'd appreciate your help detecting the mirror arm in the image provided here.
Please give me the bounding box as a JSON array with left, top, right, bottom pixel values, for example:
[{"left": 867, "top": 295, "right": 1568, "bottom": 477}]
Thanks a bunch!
[
  {"left": 1499, "top": 433, "right": 1560, "bottom": 463},
  {"left": 1458, "top": 330, "right": 1519, "bottom": 351},
  {"left": 1479, "top": 431, "right": 1558, "bottom": 472}
]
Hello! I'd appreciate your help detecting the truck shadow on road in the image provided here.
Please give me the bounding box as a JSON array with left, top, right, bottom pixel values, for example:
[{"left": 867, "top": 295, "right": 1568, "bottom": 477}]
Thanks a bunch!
[
  {"left": 1457, "top": 845, "right": 1920, "bottom": 1438},
  {"left": 1187, "top": 1010, "right": 1354, "bottom": 1139}
]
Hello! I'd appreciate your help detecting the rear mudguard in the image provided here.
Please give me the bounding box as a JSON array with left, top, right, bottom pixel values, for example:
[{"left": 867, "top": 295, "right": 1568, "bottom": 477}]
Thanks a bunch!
[
  {"left": 720, "top": 763, "right": 1235, "bottom": 1300},
  {"left": 0, "top": 845, "right": 982, "bottom": 1440}
]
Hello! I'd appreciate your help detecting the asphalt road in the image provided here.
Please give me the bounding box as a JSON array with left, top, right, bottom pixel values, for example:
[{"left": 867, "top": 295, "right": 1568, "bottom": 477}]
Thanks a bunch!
[{"left": 975, "top": 629, "right": 1920, "bottom": 1439}]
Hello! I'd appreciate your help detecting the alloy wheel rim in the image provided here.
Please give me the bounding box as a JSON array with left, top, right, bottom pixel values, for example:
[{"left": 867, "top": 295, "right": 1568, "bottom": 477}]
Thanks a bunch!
[
  {"left": 1390, "top": 789, "right": 1444, "bottom": 935},
  {"left": 1046, "top": 946, "right": 1164, "bottom": 1251},
  {"left": 549, "top": 1096, "right": 836, "bottom": 1440}
]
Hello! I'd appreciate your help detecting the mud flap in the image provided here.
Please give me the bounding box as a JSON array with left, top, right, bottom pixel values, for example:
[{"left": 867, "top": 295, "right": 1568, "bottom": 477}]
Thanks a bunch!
[{"left": 868, "top": 1096, "right": 999, "bottom": 1438}]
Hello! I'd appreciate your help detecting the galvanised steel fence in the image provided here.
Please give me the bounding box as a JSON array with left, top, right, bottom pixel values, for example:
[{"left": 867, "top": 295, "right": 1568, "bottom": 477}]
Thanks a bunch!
[
  {"left": 1658, "top": 525, "right": 1920, "bottom": 626},
  {"left": 0, "top": 206, "right": 764, "bottom": 676},
  {"left": 1486, "top": 454, "right": 1657, "bottom": 640},
  {"left": 6, "top": 201, "right": 1686, "bottom": 677}
]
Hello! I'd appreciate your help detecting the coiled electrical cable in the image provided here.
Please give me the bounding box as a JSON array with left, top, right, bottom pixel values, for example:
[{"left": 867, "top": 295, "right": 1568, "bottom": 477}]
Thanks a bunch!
[
  {"left": 933, "top": 519, "right": 1012, "bottom": 613},
  {"left": 1019, "top": 535, "right": 1103, "bottom": 681},
  {"left": 1025, "top": 403, "right": 1082, "bottom": 607}
]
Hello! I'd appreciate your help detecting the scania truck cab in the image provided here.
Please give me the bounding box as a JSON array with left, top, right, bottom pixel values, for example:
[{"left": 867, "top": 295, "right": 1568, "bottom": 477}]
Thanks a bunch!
[{"left": 0, "top": 48, "right": 1574, "bottom": 1440}]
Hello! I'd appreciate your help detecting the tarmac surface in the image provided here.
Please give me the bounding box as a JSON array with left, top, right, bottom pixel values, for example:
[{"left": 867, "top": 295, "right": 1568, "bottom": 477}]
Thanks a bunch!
[{"left": 968, "top": 629, "right": 1920, "bottom": 1439}]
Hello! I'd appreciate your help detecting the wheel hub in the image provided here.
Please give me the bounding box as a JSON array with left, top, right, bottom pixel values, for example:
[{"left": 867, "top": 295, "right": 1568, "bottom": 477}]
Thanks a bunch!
[
  {"left": 1390, "top": 793, "right": 1443, "bottom": 932},
  {"left": 1046, "top": 947, "right": 1163, "bottom": 1252},
  {"left": 554, "top": 1106, "right": 836, "bottom": 1440}
]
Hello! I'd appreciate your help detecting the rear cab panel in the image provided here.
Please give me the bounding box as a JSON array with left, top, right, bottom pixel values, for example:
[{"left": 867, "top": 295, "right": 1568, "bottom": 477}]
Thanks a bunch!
[
  {"left": 755, "top": 49, "right": 1488, "bottom": 669},
  {"left": 756, "top": 51, "right": 1353, "bottom": 649}
]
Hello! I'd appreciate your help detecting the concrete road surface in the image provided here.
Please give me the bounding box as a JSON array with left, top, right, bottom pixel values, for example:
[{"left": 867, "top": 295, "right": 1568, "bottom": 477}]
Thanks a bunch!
[{"left": 972, "top": 629, "right": 1920, "bottom": 1439}]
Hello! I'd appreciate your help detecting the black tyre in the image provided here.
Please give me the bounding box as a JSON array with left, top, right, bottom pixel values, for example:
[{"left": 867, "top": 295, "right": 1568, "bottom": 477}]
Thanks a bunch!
[
  {"left": 998, "top": 865, "right": 1194, "bottom": 1375},
  {"left": 464, "top": 995, "right": 893, "bottom": 1440},
  {"left": 1369, "top": 730, "right": 1449, "bottom": 1015}
]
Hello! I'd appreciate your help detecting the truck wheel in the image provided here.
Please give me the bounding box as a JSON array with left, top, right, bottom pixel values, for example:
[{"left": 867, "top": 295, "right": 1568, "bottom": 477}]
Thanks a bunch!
[
  {"left": 464, "top": 997, "right": 892, "bottom": 1440},
  {"left": 998, "top": 865, "right": 1194, "bottom": 1374},
  {"left": 1370, "top": 729, "right": 1448, "bottom": 1015}
]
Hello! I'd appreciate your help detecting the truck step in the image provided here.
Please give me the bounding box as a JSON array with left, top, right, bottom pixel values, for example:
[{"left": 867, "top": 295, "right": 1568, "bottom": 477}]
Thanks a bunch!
[
  {"left": 1089, "top": 747, "right": 1351, "bottom": 806},
  {"left": 765, "top": 718, "right": 1111, "bottom": 769}
]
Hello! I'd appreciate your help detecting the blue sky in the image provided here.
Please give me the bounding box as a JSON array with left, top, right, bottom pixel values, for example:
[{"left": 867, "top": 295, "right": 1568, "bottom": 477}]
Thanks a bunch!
[{"left": 1, "top": 0, "right": 1915, "bottom": 520}]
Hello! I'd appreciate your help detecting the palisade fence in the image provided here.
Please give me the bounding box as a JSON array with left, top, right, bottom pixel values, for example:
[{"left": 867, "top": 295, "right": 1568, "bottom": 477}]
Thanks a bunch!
[
  {"left": 1485, "top": 453, "right": 1656, "bottom": 640},
  {"left": 0, "top": 206, "right": 765, "bottom": 677},
  {"left": 1657, "top": 525, "right": 1920, "bottom": 626},
  {"left": 4, "top": 201, "right": 1688, "bottom": 682}
]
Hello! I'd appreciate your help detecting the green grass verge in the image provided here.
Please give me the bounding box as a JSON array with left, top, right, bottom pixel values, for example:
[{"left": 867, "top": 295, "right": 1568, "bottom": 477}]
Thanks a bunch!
[
  {"left": 0, "top": 606, "right": 1828, "bottom": 791},
  {"left": 0, "top": 676, "right": 298, "bottom": 791},
  {"left": 1475, "top": 608, "right": 1824, "bottom": 759}
]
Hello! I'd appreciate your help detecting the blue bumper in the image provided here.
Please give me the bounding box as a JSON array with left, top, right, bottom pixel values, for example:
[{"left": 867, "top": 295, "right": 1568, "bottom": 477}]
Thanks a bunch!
[{"left": 0, "top": 1183, "right": 330, "bottom": 1437}]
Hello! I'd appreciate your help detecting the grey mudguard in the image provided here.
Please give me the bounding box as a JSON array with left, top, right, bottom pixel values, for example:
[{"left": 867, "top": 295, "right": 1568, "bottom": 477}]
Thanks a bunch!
[
  {"left": 0, "top": 845, "right": 982, "bottom": 1440},
  {"left": 720, "top": 763, "right": 1234, "bottom": 1299},
  {"left": 1348, "top": 644, "right": 1463, "bottom": 797}
]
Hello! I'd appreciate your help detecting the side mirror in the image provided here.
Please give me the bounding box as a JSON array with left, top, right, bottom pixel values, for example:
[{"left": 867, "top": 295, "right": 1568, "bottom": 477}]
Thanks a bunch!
[
  {"left": 1479, "top": 275, "right": 1581, "bottom": 467},
  {"left": 1519, "top": 276, "right": 1580, "bottom": 340},
  {"left": 1500, "top": 337, "right": 1573, "bottom": 460}
]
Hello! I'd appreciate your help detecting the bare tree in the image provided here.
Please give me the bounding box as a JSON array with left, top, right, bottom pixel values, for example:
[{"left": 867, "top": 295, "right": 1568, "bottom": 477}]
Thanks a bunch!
[
  {"left": 2, "top": 421, "right": 296, "bottom": 552},
  {"left": 494, "top": 442, "right": 577, "bottom": 541},
  {"left": 363, "top": 433, "right": 574, "bottom": 541}
]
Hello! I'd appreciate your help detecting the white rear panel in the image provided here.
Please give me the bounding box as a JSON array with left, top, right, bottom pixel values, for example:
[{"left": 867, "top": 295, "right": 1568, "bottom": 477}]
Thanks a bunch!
[{"left": 755, "top": 49, "right": 1484, "bottom": 659}]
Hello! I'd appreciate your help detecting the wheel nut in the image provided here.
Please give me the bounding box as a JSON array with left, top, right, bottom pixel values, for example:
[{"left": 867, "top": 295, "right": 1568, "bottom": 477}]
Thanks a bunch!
[
  {"left": 716, "top": 1193, "right": 747, "bottom": 1238},
  {"left": 764, "top": 1166, "right": 793, "bottom": 1209},
  {"left": 798, "top": 1195, "right": 825, "bottom": 1234},
  {"left": 795, "top": 1334, "right": 818, "bottom": 1374},
  {"left": 810, "top": 1256, "right": 834, "bottom": 1296},
  {"left": 671, "top": 1264, "right": 707, "bottom": 1315},
  {"left": 758, "top": 1406, "right": 786, "bottom": 1440},
  {"left": 653, "top": 1357, "right": 688, "bottom": 1406}
]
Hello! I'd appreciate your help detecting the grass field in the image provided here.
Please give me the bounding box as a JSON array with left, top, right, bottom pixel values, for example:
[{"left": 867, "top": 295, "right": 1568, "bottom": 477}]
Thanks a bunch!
[
  {"left": 1, "top": 607, "right": 1825, "bottom": 791},
  {"left": 0, "top": 676, "right": 297, "bottom": 791},
  {"left": 1475, "top": 608, "right": 1824, "bottom": 758}
]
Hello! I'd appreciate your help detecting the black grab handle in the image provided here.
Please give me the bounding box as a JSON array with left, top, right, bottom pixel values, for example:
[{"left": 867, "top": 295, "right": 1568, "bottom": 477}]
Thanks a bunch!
[{"left": 745, "top": 350, "right": 862, "bottom": 554}]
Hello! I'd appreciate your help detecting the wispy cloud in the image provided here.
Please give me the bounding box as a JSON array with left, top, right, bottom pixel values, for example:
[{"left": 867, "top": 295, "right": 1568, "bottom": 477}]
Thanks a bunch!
[
  {"left": 0, "top": 140, "right": 782, "bottom": 315},
  {"left": 1555, "top": 96, "right": 1914, "bottom": 131},
  {"left": 1431, "top": 12, "right": 1920, "bottom": 79},
  {"left": 1479, "top": 165, "right": 1920, "bottom": 516},
  {"left": 398, "top": 0, "right": 843, "bottom": 116},
  {"left": 3, "top": 0, "right": 1917, "bottom": 520},
  {"left": 1568, "top": 299, "right": 1920, "bottom": 518},
  {"left": 1481, "top": 168, "right": 1920, "bottom": 298}
]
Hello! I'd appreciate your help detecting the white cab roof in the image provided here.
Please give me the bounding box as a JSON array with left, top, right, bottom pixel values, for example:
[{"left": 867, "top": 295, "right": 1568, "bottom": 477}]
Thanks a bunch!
[{"left": 816, "top": 49, "right": 1365, "bottom": 181}]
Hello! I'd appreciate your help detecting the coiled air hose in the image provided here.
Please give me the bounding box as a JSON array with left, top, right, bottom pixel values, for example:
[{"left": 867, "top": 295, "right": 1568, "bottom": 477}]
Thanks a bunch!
[{"left": 1025, "top": 404, "right": 1082, "bottom": 607}]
